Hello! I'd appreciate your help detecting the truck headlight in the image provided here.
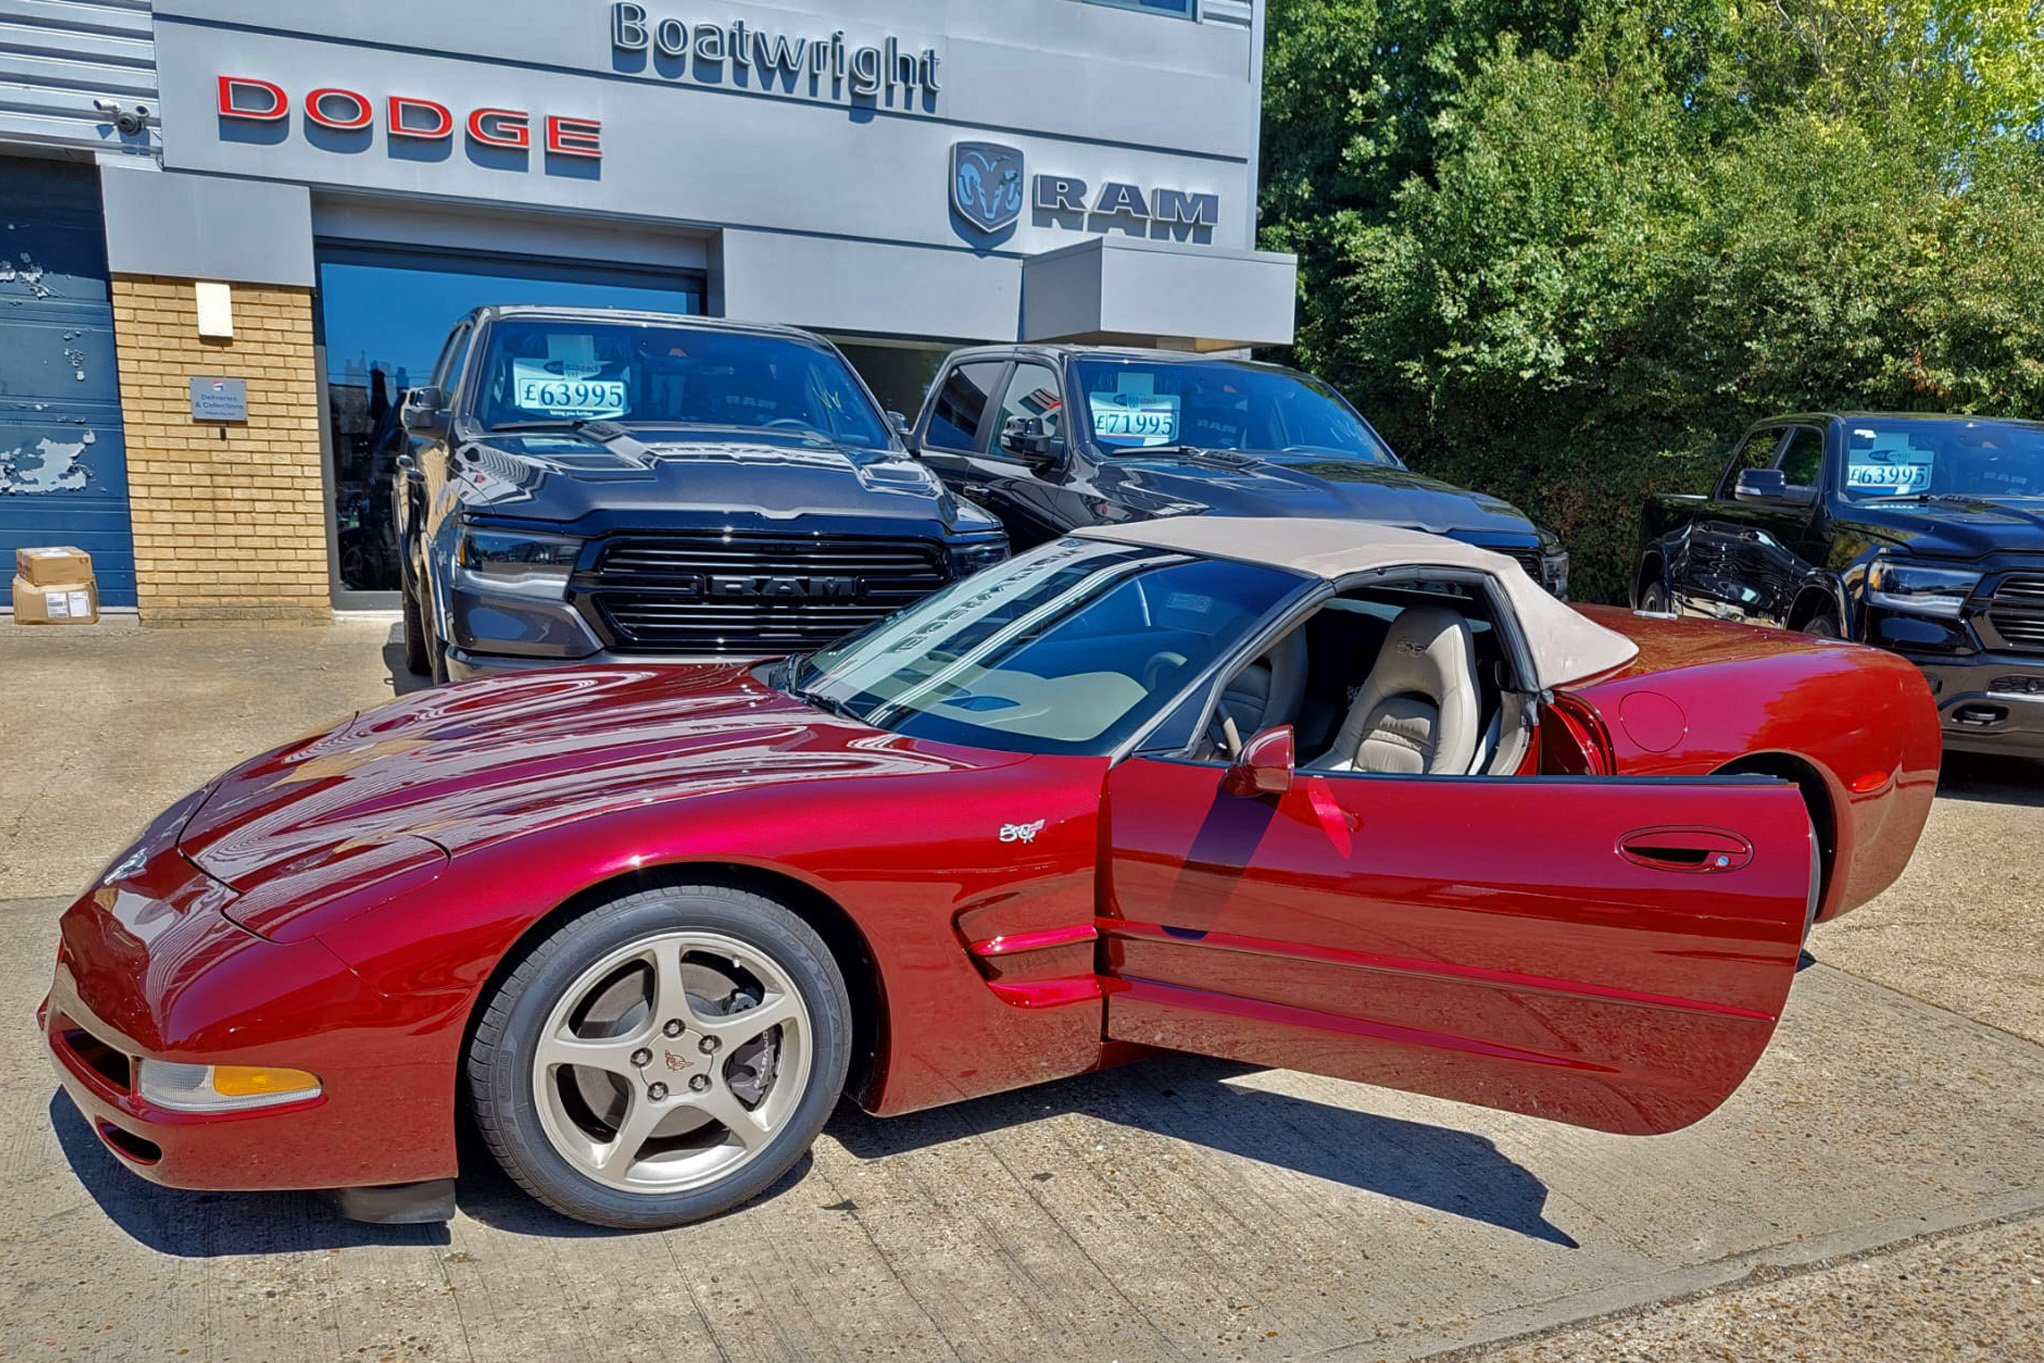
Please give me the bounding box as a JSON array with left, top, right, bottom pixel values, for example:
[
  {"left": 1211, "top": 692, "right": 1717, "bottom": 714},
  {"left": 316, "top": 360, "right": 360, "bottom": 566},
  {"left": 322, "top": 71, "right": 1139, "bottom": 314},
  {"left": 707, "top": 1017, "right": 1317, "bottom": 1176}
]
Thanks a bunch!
[
  {"left": 1865, "top": 559, "right": 1980, "bottom": 619},
  {"left": 949, "top": 538, "right": 1010, "bottom": 577},
  {"left": 138, "top": 1060, "right": 321, "bottom": 1113},
  {"left": 1541, "top": 551, "right": 1570, "bottom": 600},
  {"left": 457, "top": 529, "right": 583, "bottom": 590}
]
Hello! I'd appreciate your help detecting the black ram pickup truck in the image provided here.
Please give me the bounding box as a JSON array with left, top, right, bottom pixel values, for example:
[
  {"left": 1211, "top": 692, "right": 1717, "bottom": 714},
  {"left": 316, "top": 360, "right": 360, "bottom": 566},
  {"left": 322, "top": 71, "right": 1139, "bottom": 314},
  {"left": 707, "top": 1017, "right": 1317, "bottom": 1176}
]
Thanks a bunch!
[
  {"left": 1637, "top": 412, "right": 2044, "bottom": 755},
  {"left": 905, "top": 345, "right": 1570, "bottom": 596},
  {"left": 394, "top": 307, "right": 1007, "bottom": 681}
]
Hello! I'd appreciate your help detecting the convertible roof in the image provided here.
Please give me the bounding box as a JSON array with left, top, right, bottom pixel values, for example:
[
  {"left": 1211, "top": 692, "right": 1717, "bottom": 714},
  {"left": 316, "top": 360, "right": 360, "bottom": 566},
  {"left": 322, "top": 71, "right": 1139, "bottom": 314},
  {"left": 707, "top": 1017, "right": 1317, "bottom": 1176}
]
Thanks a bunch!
[{"left": 1072, "top": 517, "right": 1639, "bottom": 689}]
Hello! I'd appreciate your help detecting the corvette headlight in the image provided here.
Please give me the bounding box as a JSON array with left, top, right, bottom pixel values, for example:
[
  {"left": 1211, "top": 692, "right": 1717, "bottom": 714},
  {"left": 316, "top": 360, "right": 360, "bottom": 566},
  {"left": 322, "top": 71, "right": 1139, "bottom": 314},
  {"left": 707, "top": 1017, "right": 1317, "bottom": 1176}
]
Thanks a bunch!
[
  {"left": 138, "top": 1060, "right": 321, "bottom": 1113},
  {"left": 457, "top": 528, "right": 583, "bottom": 588},
  {"left": 1865, "top": 558, "right": 1980, "bottom": 619}
]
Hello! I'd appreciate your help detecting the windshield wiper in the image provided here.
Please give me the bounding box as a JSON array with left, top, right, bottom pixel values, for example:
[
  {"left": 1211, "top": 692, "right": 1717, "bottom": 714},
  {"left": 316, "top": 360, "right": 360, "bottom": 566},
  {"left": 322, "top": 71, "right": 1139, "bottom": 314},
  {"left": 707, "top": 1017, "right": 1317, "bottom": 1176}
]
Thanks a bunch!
[{"left": 485, "top": 420, "right": 580, "bottom": 434}]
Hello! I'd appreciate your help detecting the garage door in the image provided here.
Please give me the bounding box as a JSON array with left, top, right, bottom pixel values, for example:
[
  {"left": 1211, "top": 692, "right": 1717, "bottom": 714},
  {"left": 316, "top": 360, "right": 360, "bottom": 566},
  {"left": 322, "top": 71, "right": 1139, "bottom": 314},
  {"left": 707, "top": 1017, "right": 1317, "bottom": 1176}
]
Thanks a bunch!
[{"left": 0, "top": 158, "right": 135, "bottom": 606}]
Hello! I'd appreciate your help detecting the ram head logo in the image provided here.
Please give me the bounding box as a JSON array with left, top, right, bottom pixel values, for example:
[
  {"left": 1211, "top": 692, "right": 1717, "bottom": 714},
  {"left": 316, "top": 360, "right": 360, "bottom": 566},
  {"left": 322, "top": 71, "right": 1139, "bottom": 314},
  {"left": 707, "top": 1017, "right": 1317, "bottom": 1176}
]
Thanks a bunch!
[{"left": 951, "top": 141, "right": 1026, "bottom": 235}]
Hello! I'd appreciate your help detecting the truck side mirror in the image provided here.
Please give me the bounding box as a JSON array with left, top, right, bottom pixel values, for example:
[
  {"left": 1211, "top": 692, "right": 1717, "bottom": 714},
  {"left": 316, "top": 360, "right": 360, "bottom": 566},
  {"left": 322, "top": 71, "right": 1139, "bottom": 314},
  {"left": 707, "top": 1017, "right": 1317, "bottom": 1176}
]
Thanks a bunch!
[
  {"left": 888, "top": 410, "right": 920, "bottom": 455},
  {"left": 400, "top": 386, "right": 449, "bottom": 440},
  {"left": 1733, "top": 467, "right": 1814, "bottom": 507},
  {"left": 999, "top": 415, "right": 1062, "bottom": 469}
]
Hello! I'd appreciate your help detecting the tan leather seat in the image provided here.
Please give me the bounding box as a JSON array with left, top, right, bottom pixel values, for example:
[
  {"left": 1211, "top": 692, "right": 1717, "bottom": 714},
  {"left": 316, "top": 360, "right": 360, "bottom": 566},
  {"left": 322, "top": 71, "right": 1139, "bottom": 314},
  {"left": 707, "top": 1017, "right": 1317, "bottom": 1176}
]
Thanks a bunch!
[{"left": 1308, "top": 605, "right": 1480, "bottom": 775}]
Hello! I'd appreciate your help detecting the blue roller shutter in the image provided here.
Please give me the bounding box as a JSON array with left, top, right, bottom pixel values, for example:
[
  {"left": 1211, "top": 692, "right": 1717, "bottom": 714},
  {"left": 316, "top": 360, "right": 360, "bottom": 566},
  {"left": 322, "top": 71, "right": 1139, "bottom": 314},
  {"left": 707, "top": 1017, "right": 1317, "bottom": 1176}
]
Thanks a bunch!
[{"left": 0, "top": 158, "right": 135, "bottom": 606}]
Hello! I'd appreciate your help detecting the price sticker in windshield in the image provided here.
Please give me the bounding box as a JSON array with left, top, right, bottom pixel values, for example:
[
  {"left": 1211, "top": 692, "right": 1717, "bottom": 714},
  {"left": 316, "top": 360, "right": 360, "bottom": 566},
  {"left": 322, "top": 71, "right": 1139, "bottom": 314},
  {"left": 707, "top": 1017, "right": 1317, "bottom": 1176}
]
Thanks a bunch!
[
  {"left": 511, "top": 360, "right": 627, "bottom": 419},
  {"left": 1089, "top": 392, "right": 1179, "bottom": 447},
  {"left": 1845, "top": 459, "right": 1932, "bottom": 492}
]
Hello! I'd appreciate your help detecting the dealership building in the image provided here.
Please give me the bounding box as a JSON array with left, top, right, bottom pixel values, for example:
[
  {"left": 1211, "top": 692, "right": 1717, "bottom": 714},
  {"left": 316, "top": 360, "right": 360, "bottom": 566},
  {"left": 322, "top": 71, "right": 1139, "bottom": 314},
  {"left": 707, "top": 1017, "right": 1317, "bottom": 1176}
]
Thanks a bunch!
[{"left": 0, "top": 0, "right": 1292, "bottom": 620}]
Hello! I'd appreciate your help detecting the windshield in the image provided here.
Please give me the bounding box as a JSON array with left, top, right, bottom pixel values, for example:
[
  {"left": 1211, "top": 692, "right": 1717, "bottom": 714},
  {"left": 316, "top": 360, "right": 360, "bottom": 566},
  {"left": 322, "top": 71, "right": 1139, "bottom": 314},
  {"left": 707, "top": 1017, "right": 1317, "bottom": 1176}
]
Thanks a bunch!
[
  {"left": 471, "top": 318, "right": 892, "bottom": 447},
  {"left": 1842, "top": 418, "right": 2044, "bottom": 500},
  {"left": 789, "top": 538, "right": 1308, "bottom": 755},
  {"left": 1072, "top": 357, "right": 1399, "bottom": 464}
]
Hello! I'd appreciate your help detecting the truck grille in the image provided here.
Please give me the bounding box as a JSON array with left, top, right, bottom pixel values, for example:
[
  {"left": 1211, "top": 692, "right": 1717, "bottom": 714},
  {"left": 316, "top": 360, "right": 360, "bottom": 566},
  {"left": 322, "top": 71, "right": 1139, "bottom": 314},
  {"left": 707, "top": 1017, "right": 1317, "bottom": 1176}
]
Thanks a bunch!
[
  {"left": 578, "top": 533, "right": 950, "bottom": 654},
  {"left": 1987, "top": 574, "right": 2044, "bottom": 655},
  {"left": 1503, "top": 549, "right": 1544, "bottom": 580}
]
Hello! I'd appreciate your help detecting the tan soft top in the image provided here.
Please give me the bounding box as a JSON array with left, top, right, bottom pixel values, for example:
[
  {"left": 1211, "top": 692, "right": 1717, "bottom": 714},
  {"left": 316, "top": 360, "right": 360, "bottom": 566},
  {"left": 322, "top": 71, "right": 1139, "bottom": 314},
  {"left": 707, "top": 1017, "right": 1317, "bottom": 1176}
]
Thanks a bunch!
[{"left": 1072, "top": 516, "right": 1638, "bottom": 689}]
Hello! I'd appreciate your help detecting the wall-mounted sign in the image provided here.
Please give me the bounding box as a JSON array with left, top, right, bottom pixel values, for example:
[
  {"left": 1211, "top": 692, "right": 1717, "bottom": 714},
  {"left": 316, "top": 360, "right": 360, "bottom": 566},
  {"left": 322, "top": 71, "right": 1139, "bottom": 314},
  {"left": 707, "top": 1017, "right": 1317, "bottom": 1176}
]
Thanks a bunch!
[
  {"left": 216, "top": 76, "right": 602, "bottom": 163},
  {"left": 949, "top": 142, "right": 1220, "bottom": 241},
  {"left": 190, "top": 376, "right": 247, "bottom": 422},
  {"left": 610, "top": 3, "right": 941, "bottom": 113}
]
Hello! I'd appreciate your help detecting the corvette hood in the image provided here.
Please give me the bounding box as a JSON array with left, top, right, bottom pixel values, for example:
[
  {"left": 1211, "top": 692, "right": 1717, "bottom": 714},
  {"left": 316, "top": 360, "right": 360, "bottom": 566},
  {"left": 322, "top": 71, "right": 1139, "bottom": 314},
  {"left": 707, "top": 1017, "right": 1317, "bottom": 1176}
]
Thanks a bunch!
[
  {"left": 179, "top": 662, "right": 1005, "bottom": 889},
  {"left": 1099, "top": 452, "right": 1543, "bottom": 543}
]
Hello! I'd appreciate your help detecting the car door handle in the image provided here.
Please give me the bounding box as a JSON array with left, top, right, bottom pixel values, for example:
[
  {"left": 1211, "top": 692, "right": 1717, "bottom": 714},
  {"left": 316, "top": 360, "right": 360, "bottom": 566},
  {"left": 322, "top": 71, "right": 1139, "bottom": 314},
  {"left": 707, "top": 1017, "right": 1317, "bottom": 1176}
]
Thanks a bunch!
[{"left": 1617, "top": 827, "right": 1755, "bottom": 873}]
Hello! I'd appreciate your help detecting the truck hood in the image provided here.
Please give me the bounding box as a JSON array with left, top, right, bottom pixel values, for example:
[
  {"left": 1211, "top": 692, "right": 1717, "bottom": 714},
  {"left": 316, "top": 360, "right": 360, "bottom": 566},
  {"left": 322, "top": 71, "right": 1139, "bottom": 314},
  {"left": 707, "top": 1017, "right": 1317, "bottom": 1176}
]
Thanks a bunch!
[
  {"left": 454, "top": 425, "right": 994, "bottom": 534},
  {"left": 1096, "top": 451, "right": 1543, "bottom": 545},
  {"left": 178, "top": 662, "right": 1007, "bottom": 890},
  {"left": 1840, "top": 496, "right": 2044, "bottom": 557}
]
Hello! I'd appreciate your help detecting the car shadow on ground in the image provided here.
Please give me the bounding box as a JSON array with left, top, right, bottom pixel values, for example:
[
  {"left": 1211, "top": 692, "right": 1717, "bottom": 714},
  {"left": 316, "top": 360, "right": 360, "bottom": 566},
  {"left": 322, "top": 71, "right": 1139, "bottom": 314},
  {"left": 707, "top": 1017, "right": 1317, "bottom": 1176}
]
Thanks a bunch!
[
  {"left": 47, "top": 1093, "right": 452, "bottom": 1255},
  {"left": 1935, "top": 751, "right": 2044, "bottom": 806},
  {"left": 827, "top": 1051, "right": 1579, "bottom": 1247},
  {"left": 380, "top": 623, "right": 433, "bottom": 698}
]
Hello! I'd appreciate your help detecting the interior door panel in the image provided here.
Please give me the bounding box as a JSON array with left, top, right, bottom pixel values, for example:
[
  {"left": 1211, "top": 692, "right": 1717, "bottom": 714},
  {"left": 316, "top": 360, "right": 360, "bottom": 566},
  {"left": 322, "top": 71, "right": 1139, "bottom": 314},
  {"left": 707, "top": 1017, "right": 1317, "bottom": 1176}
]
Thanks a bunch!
[{"left": 1099, "top": 757, "right": 1816, "bottom": 1135}]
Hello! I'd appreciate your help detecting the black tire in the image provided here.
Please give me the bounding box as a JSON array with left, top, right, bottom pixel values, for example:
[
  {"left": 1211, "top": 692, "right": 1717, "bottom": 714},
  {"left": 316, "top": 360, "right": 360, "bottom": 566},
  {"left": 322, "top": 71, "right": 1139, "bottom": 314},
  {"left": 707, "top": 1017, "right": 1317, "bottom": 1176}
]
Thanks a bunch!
[
  {"left": 467, "top": 883, "right": 852, "bottom": 1230},
  {"left": 1638, "top": 579, "right": 1673, "bottom": 614},
  {"left": 400, "top": 577, "right": 432, "bottom": 677},
  {"left": 1802, "top": 613, "right": 1844, "bottom": 639}
]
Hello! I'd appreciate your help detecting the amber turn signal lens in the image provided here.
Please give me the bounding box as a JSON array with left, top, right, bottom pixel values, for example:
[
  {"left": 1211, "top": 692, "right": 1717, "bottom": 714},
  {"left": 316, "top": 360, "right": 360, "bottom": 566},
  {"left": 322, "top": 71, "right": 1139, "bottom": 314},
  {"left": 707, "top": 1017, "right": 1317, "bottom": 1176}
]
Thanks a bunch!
[{"left": 208, "top": 1066, "right": 320, "bottom": 1098}]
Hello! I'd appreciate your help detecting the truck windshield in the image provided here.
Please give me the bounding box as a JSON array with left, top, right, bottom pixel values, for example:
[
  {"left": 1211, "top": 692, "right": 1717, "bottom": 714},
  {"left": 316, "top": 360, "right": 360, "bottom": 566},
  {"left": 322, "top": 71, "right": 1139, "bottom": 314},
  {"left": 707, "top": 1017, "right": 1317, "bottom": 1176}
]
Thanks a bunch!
[
  {"left": 472, "top": 318, "right": 892, "bottom": 448},
  {"left": 1842, "top": 418, "right": 2044, "bottom": 500},
  {"left": 787, "top": 538, "right": 1307, "bottom": 755},
  {"left": 1072, "top": 357, "right": 1399, "bottom": 465}
]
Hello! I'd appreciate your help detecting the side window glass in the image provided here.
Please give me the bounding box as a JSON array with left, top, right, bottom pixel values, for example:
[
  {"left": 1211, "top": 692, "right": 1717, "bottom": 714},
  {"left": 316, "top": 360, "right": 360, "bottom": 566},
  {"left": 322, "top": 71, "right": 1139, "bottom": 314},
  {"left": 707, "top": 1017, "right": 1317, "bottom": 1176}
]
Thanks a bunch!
[
  {"left": 995, "top": 363, "right": 1064, "bottom": 452},
  {"left": 1776, "top": 426, "right": 1825, "bottom": 488},
  {"left": 925, "top": 361, "right": 1006, "bottom": 451},
  {"left": 1718, "top": 428, "right": 1782, "bottom": 498}
]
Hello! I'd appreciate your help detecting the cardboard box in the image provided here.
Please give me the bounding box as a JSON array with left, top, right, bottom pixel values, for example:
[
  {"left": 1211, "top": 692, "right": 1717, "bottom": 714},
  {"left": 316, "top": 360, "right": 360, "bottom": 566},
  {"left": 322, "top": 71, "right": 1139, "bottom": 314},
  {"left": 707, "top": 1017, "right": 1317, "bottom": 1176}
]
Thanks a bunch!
[
  {"left": 10, "top": 575, "right": 99, "bottom": 625},
  {"left": 15, "top": 545, "right": 93, "bottom": 587}
]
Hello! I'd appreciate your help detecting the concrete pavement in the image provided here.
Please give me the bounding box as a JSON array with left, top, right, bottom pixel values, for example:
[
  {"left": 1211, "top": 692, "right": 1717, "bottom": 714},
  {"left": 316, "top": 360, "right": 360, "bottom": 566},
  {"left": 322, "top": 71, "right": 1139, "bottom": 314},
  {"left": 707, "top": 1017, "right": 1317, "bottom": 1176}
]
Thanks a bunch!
[{"left": 2, "top": 618, "right": 2041, "bottom": 1361}]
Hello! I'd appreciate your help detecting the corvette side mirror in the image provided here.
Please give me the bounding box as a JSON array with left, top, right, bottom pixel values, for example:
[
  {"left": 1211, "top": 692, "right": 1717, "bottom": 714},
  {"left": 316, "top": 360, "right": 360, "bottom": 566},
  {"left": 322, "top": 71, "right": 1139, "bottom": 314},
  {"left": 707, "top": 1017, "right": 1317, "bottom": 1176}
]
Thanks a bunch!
[{"left": 1223, "top": 725, "right": 1295, "bottom": 798}]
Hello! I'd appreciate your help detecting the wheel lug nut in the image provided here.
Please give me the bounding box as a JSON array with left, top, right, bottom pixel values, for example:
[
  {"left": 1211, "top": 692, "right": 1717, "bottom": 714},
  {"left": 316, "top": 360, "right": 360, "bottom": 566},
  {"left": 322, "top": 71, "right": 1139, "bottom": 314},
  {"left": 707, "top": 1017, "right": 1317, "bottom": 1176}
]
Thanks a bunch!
[
  {"left": 662, "top": 1019, "right": 684, "bottom": 1037},
  {"left": 630, "top": 1048, "right": 652, "bottom": 1068},
  {"left": 698, "top": 1035, "right": 720, "bottom": 1054},
  {"left": 647, "top": 1082, "right": 668, "bottom": 1100},
  {"left": 688, "top": 1074, "right": 710, "bottom": 1093}
]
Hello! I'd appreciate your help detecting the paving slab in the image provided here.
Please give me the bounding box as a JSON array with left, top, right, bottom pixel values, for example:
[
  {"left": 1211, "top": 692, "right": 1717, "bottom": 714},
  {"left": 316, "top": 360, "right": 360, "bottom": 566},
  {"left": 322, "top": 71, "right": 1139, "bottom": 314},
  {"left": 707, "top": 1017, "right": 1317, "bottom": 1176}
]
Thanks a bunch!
[{"left": 0, "top": 616, "right": 413, "bottom": 900}]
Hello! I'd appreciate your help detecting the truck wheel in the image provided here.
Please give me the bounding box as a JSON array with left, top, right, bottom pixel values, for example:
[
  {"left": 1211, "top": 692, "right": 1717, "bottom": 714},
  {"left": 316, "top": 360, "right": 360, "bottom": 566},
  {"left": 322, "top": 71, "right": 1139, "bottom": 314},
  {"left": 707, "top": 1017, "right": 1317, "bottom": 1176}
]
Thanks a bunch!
[
  {"left": 466, "top": 884, "right": 852, "bottom": 1230},
  {"left": 400, "top": 580, "right": 432, "bottom": 678},
  {"left": 1802, "top": 613, "right": 1843, "bottom": 639},
  {"left": 1638, "top": 581, "right": 1673, "bottom": 614}
]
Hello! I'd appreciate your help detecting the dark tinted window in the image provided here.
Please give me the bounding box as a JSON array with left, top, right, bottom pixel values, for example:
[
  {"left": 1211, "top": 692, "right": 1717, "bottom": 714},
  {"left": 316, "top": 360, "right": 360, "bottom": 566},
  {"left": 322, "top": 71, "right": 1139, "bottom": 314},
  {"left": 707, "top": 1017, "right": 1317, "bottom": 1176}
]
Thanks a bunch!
[
  {"left": 1718, "top": 428, "right": 1783, "bottom": 497},
  {"left": 924, "top": 361, "right": 1006, "bottom": 450},
  {"left": 994, "top": 362, "right": 1064, "bottom": 450},
  {"left": 471, "top": 320, "right": 890, "bottom": 447},
  {"left": 1777, "top": 426, "right": 1825, "bottom": 487}
]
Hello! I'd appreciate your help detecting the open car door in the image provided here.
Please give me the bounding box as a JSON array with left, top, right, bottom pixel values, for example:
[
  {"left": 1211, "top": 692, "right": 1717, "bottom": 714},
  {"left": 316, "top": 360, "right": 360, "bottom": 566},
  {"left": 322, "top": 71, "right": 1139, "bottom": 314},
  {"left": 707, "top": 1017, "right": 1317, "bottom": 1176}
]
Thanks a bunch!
[{"left": 1100, "top": 755, "right": 1818, "bottom": 1135}]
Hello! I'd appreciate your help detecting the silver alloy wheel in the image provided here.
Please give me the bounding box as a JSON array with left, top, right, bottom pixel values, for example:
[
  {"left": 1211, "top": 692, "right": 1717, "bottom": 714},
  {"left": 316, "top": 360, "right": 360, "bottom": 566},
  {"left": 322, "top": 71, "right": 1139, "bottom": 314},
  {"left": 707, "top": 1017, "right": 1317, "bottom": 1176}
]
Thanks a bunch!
[{"left": 531, "top": 930, "right": 813, "bottom": 1194}]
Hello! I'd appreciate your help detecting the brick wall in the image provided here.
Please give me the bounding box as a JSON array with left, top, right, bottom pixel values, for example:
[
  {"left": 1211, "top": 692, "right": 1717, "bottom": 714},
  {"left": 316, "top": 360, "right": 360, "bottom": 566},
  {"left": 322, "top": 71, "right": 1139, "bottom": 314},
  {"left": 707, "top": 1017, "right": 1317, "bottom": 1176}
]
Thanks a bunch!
[{"left": 111, "top": 276, "right": 331, "bottom": 626}]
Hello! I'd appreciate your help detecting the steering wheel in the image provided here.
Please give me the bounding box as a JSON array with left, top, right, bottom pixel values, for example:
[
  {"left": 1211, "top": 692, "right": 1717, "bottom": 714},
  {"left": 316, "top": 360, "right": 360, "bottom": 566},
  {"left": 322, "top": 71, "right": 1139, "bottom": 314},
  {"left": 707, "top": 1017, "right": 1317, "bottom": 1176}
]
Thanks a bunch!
[{"left": 763, "top": 418, "right": 818, "bottom": 431}]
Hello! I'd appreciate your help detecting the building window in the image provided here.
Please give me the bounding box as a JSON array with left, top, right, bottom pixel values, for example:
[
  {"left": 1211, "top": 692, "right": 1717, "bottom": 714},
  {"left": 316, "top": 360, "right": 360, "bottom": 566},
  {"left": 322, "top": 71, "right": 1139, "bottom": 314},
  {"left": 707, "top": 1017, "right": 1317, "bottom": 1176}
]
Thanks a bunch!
[
  {"left": 1081, "top": 0, "right": 1199, "bottom": 18},
  {"left": 313, "top": 241, "right": 704, "bottom": 597}
]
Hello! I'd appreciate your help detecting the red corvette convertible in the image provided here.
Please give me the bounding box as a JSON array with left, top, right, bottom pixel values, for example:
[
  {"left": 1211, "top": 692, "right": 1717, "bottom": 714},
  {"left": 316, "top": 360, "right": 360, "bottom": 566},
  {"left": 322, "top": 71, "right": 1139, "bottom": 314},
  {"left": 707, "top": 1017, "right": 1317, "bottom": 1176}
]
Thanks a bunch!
[{"left": 43, "top": 518, "right": 1939, "bottom": 1229}]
